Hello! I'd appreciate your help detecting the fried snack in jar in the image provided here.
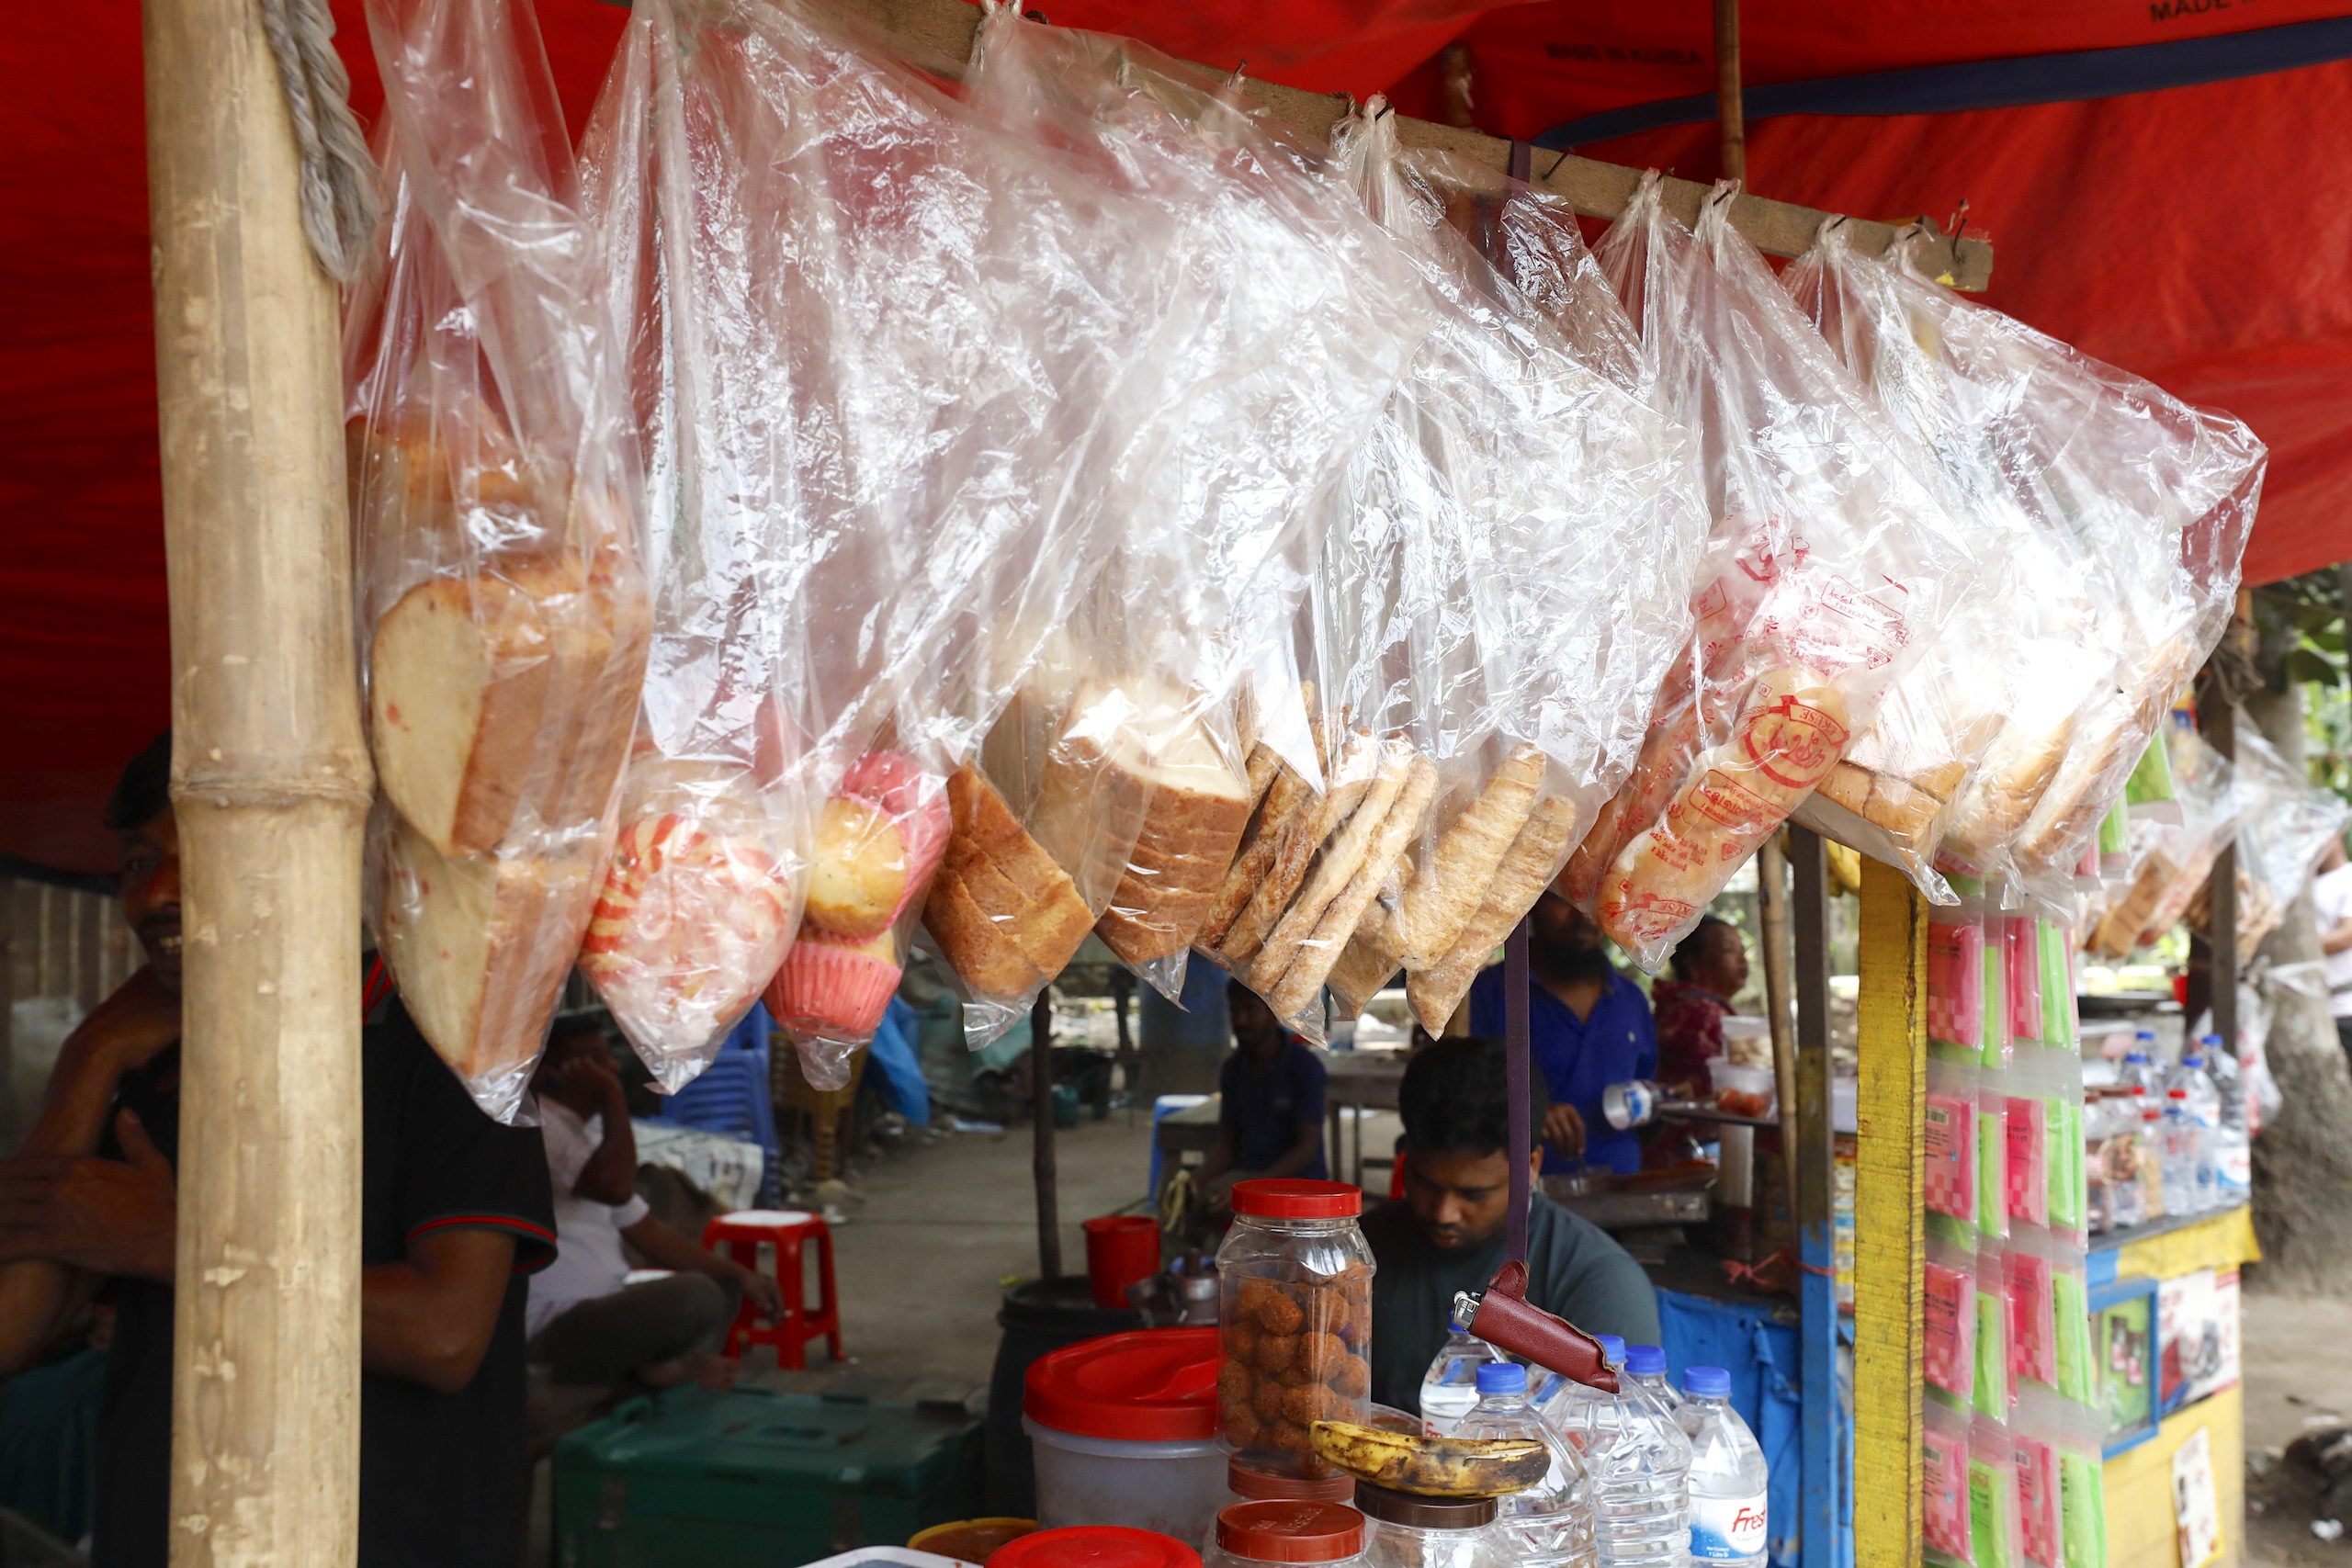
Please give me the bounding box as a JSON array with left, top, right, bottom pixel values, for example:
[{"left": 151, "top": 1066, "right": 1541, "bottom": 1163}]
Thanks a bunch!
[{"left": 1215, "top": 1179, "right": 1376, "bottom": 1477}]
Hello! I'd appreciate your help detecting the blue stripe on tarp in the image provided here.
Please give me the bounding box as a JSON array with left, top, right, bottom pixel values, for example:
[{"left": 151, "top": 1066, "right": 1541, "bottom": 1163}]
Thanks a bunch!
[{"left": 1534, "top": 16, "right": 2352, "bottom": 148}]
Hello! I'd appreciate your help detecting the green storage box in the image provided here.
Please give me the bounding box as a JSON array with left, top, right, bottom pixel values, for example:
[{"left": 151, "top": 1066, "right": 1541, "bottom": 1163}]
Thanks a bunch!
[{"left": 552, "top": 1385, "right": 984, "bottom": 1567}]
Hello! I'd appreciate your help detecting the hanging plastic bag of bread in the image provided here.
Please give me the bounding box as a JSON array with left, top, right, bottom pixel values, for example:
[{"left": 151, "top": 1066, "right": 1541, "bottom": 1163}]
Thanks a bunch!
[
  {"left": 1567, "top": 175, "right": 1982, "bottom": 971},
  {"left": 577, "top": 0, "right": 1208, "bottom": 1089},
  {"left": 1774, "top": 223, "right": 2055, "bottom": 901},
  {"left": 1787, "top": 225, "right": 2211, "bottom": 902},
  {"left": 933, "top": 14, "right": 1434, "bottom": 1039},
  {"left": 345, "top": 0, "right": 652, "bottom": 1119},
  {"left": 1784, "top": 221, "right": 2261, "bottom": 902},
  {"left": 1227, "top": 103, "right": 1706, "bottom": 1040},
  {"left": 2086, "top": 727, "right": 2240, "bottom": 958}
]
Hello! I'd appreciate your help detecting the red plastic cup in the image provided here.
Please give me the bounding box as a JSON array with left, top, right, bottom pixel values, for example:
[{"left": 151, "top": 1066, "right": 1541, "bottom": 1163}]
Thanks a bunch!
[{"left": 1081, "top": 1214, "right": 1161, "bottom": 1310}]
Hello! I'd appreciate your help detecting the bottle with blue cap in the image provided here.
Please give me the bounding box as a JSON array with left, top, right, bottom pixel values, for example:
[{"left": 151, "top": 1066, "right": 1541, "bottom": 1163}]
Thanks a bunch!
[
  {"left": 1552, "top": 1334, "right": 1690, "bottom": 1564},
  {"left": 1678, "top": 1366, "right": 1769, "bottom": 1565},
  {"left": 1454, "top": 1359, "right": 1595, "bottom": 1566},
  {"left": 2122, "top": 1034, "right": 2161, "bottom": 1100},
  {"left": 2166, "top": 1043, "right": 2222, "bottom": 1213},
  {"left": 2200, "top": 1032, "right": 2251, "bottom": 1202},
  {"left": 1419, "top": 1314, "right": 1504, "bottom": 1437},
  {"left": 1622, "top": 1345, "right": 1681, "bottom": 1414}
]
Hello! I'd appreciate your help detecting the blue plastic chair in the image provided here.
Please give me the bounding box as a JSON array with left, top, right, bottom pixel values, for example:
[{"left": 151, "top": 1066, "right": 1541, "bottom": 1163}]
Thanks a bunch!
[{"left": 652, "top": 1004, "right": 781, "bottom": 1203}]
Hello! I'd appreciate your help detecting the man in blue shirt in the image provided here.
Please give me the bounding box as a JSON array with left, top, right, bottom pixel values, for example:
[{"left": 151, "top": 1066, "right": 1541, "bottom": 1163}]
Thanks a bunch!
[
  {"left": 1468, "top": 890, "right": 1656, "bottom": 1176},
  {"left": 1196, "top": 980, "right": 1327, "bottom": 1210}
]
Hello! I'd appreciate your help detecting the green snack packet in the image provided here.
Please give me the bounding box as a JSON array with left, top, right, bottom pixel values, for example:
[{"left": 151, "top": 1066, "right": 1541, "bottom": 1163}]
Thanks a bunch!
[
  {"left": 2052, "top": 1270, "right": 2093, "bottom": 1404},
  {"left": 1971, "top": 1453, "right": 2020, "bottom": 1568},
  {"left": 1974, "top": 1282, "right": 2009, "bottom": 1420},
  {"left": 2037, "top": 922, "right": 2075, "bottom": 1051},
  {"left": 2048, "top": 1100, "right": 2085, "bottom": 1235},
  {"left": 2125, "top": 733, "right": 2176, "bottom": 811},
  {"left": 2059, "top": 1450, "right": 2108, "bottom": 1568},
  {"left": 1979, "top": 1106, "right": 2007, "bottom": 1241},
  {"left": 2098, "top": 796, "right": 2130, "bottom": 857}
]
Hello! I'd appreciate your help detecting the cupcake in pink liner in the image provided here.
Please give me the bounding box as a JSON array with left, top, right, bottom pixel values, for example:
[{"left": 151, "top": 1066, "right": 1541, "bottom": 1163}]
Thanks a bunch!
[
  {"left": 838, "top": 750, "right": 951, "bottom": 925},
  {"left": 766, "top": 927, "right": 900, "bottom": 1038}
]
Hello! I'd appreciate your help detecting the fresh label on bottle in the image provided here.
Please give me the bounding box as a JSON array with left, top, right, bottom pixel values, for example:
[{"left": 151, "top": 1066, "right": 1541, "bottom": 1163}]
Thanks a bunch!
[{"left": 1690, "top": 1492, "right": 1769, "bottom": 1559}]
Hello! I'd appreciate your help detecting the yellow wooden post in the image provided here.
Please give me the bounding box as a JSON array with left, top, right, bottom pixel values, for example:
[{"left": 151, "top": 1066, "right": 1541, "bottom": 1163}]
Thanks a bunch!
[{"left": 1854, "top": 855, "right": 1928, "bottom": 1568}]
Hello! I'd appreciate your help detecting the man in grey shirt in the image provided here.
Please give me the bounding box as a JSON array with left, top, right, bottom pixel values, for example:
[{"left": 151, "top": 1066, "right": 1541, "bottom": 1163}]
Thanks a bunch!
[{"left": 1363, "top": 1035, "right": 1661, "bottom": 1413}]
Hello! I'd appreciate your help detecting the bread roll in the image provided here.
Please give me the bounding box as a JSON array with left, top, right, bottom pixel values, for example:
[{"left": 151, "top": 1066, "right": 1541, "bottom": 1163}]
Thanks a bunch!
[
  {"left": 1598, "top": 668, "right": 1847, "bottom": 958},
  {"left": 1392, "top": 746, "right": 1544, "bottom": 968}
]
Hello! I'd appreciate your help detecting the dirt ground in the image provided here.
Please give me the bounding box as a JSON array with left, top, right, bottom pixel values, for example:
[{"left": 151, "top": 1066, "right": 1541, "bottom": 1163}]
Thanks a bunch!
[{"left": 2242, "top": 1290, "right": 2352, "bottom": 1567}]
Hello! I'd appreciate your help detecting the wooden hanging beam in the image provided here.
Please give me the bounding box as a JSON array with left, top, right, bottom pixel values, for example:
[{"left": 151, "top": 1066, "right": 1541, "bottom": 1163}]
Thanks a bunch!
[{"left": 827, "top": 0, "right": 1996, "bottom": 289}]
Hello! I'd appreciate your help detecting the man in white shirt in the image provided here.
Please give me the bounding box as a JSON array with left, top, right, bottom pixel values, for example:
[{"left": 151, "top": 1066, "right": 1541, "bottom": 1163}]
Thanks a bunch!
[
  {"left": 526, "top": 1023, "right": 783, "bottom": 1390},
  {"left": 2312, "top": 836, "right": 2352, "bottom": 1068}
]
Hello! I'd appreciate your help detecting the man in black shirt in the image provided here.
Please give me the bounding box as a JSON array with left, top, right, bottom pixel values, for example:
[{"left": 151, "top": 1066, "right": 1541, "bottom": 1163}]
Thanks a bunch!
[{"left": 0, "top": 734, "right": 557, "bottom": 1566}]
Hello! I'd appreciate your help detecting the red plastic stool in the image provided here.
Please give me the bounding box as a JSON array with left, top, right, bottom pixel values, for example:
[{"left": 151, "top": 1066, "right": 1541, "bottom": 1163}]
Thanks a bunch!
[{"left": 700, "top": 1208, "right": 842, "bottom": 1369}]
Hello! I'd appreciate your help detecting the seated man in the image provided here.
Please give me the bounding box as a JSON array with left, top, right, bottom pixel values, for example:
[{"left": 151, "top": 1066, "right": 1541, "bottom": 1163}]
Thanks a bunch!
[
  {"left": 1193, "top": 980, "right": 1327, "bottom": 1211},
  {"left": 1363, "top": 1034, "right": 1662, "bottom": 1414},
  {"left": 1469, "top": 891, "right": 1656, "bottom": 1176},
  {"left": 0, "top": 732, "right": 558, "bottom": 1568},
  {"left": 526, "top": 1023, "right": 783, "bottom": 1390},
  {"left": 1649, "top": 914, "right": 1751, "bottom": 1098}
]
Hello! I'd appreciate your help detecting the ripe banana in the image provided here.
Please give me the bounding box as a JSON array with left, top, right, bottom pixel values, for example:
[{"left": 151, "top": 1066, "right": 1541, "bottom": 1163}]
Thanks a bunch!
[{"left": 1308, "top": 1419, "right": 1549, "bottom": 1498}]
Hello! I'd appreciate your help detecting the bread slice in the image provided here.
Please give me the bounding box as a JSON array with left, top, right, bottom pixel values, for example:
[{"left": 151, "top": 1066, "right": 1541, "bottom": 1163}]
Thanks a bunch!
[
  {"left": 378, "top": 812, "right": 595, "bottom": 1090},
  {"left": 370, "top": 558, "right": 641, "bottom": 857},
  {"left": 1250, "top": 740, "right": 1418, "bottom": 996},
  {"left": 1271, "top": 755, "right": 1438, "bottom": 1018},
  {"left": 1391, "top": 745, "right": 1544, "bottom": 969},
  {"left": 1409, "top": 796, "right": 1583, "bottom": 1035},
  {"left": 925, "top": 763, "right": 1096, "bottom": 997}
]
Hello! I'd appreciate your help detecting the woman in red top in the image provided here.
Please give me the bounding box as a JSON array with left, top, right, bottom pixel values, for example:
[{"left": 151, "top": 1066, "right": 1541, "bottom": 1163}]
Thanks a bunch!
[{"left": 1647, "top": 915, "right": 1750, "bottom": 1098}]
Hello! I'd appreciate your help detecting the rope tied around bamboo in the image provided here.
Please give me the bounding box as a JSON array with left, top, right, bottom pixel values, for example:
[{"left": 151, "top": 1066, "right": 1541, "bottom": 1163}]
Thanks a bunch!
[{"left": 253, "top": 0, "right": 380, "bottom": 283}]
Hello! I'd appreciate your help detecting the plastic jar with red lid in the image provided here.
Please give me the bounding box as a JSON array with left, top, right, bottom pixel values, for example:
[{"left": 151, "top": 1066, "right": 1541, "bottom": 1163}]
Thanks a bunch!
[
  {"left": 1203, "top": 1500, "right": 1367, "bottom": 1568},
  {"left": 1215, "top": 1179, "right": 1374, "bottom": 1479},
  {"left": 987, "top": 1525, "right": 1201, "bottom": 1568}
]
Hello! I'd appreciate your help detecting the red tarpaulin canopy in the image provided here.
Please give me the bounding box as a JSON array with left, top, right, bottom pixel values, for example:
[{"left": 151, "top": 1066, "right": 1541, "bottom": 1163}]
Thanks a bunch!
[{"left": 6, "top": 0, "right": 2346, "bottom": 873}]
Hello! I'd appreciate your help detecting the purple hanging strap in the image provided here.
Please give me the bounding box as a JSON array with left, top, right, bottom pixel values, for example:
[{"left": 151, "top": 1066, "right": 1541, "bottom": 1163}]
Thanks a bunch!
[{"left": 1505, "top": 915, "right": 1532, "bottom": 1265}]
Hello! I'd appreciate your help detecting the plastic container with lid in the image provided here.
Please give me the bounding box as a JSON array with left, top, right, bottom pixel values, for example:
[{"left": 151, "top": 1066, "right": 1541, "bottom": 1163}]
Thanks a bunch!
[
  {"left": 987, "top": 1526, "right": 1203, "bottom": 1568},
  {"left": 1204, "top": 1501, "right": 1367, "bottom": 1568},
  {"left": 910, "top": 1520, "right": 1039, "bottom": 1565},
  {"left": 1354, "top": 1482, "right": 1505, "bottom": 1568},
  {"left": 1025, "top": 1328, "right": 1227, "bottom": 1544},
  {"left": 1216, "top": 1180, "right": 1375, "bottom": 1479},
  {"left": 1223, "top": 1459, "right": 1357, "bottom": 1509}
]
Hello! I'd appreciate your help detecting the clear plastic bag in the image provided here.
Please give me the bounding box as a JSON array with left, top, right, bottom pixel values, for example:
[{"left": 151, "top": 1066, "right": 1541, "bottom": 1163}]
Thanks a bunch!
[
  {"left": 581, "top": 0, "right": 1205, "bottom": 1086},
  {"left": 2187, "top": 718, "right": 2352, "bottom": 962},
  {"left": 346, "top": 0, "right": 653, "bottom": 1119},
  {"left": 1194, "top": 104, "right": 1707, "bottom": 1039},
  {"left": 1781, "top": 224, "right": 2065, "bottom": 899},
  {"left": 934, "top": 21, "right": 1435, "bottom": 1044},
  {"left": 1793, "top": 229, "right": 2262, "bottom": 897},
  {"left": 1572, "top": 175, "right": 1981, "bottom": 970},
  {"left": 2085, "top": 727, "right": 2238, "bottom": 958}
]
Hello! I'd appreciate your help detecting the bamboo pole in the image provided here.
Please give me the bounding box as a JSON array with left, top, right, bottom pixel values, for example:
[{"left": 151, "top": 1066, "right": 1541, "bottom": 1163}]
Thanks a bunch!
[{"left": 143, "top": 0, "right": 373, "bottom": 1553}]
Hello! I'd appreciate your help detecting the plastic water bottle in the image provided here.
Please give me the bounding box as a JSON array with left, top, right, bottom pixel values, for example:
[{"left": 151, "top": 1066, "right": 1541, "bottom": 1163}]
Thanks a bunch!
[
  {"left": 2201, "top": 1034, "right": 2251, "bottom": 1204},
  {"left": 2169, "top": 1053, "right": 2222, "bottom": 1213},
  {"left": 2159, "top": 1089, "right": 2198, "bottom": 1218},
  {"left": 1623, "top": 1345, "right": 1681, "bottom": 1415},
  {"left": 1678, "top": 1366, "right": 1770, "bottom": 1566},
  {"left": 1420, "top": 1318, "right": 1503, "bottom": 1436},
  {"left": 2122, "top": 1042, "right": 2161, "bottom": 1100},
  {"left": 1555, "top": 1337, "right": 1691, "bottom": 1564},
  {"left": 1455, "top": 1361, "right": 1596, "bottom": 1567}
]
